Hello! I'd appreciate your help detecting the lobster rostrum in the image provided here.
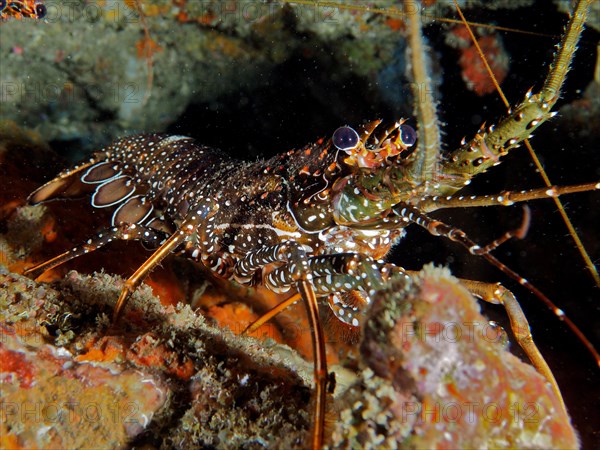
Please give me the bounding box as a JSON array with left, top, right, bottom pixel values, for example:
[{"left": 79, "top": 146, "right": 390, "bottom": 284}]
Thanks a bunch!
[{"left": 23, "top": 0, "right": 600, "bottom": 448}]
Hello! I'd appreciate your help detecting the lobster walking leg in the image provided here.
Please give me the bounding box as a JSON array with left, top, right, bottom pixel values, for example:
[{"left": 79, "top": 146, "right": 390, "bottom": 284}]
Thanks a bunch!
[
  {"left": 231, "top": 241, "right": 328, "bottom": 448},
  {"left": 296, "top": 279, "right": 327, "bottom": 450},
  {"left": 418, "top": 182, "right": 600, "bottom": 212},
  {"left": 460, "top": 279, "right": 566, "bottom": 413},
  {"left": 243, "top": 257, "right": 408, "bottom": 334},
  {"left": 256, "top": 251, "right": 386, "bottom": 326},
  {"left": 23, "top": 223, "right": 168, "bottom": 280},
  {"left": 242, "top": 292, "right": 303, "bottom": 336},
  {"left": 266, "top": 252, "right": 385, "bottom": 295},
  {"left": 113, "top": 226, "right": 189, "bottom": 322},
  {"left": 112, "top": 201, "right": 218, "bottom": 321}
]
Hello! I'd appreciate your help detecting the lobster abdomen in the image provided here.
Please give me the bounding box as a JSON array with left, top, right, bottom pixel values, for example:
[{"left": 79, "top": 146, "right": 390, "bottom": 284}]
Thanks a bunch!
[{"left": 28, "top": 134, "right": 238, "bottom": 228}]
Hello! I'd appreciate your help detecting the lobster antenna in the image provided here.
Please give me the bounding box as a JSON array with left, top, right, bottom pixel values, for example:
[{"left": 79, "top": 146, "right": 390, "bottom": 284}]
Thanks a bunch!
[{"left": 452, "top": 0, "right": 600, "bottom": 288}]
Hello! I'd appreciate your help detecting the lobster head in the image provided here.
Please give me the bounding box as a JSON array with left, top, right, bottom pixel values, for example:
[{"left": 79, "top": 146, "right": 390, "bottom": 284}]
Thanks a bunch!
[
  {"left": 332, "top": 120, "right": 417, "bottom": 171},
  {"left": 327, "top": 120, "right": 418, "bottom": 226}
]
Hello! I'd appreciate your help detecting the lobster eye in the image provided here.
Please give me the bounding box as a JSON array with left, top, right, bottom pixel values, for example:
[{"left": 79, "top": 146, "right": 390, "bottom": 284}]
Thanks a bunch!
[
  {"left": 332, "top": 126, "right": 360, "bottom": 151},
  {"left": 400, "top": 124, "right": 417, "bottom": 147},
  {"left": 35, "top": 3, "right": 46, "bottom": 18}
]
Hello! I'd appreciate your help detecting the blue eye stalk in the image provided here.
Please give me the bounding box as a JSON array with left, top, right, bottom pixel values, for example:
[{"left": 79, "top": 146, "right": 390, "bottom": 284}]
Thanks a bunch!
[
  {"left": 332, "top": 126, "right": 360, "bottom": 151},
  {"left": 400, "top": 124, "right": 417, "bottom": 147}
]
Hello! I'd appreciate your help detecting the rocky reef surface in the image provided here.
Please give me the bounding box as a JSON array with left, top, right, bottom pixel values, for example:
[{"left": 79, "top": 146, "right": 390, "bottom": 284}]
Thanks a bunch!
[{"left": 0, "top": 264, "right": 579, "bottom": 448}]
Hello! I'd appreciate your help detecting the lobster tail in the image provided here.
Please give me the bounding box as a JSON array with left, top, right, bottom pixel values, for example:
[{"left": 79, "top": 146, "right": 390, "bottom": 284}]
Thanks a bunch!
[
  {"left": 27, "top": 151, "right": 156, "bottom": 228},
  {"left": 27, "top": 159, "right": 99, "bottom": 204}
]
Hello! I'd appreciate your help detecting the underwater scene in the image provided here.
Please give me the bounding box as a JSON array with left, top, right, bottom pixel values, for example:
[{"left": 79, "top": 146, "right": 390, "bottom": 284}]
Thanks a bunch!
[{"left": 1, "top": 1, "right": 599, "bottom": 448}]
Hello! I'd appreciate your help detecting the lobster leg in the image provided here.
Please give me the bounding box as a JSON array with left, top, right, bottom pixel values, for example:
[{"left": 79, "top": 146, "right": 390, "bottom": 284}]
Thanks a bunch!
[
  {"left": 242, "top": 292, "right": 303, "bottom": 336},
  {"left": 391, "top": 202, "right": 527, "bottom": 257},
  {"left": 302, "top": 254, "right": 389, "bottom": 327},
  {"left": 266, "top": 252, "right": 385, "bottom": 295},
  {"left": 460, "top": 279, "right": 566, "bottom": 413},
  {"left": 23, "top": 222, "right": 168, "bottom": 280},
  {"left": 238, "top": 248, "right": 388, "bottom": 327},
  {"left": 112, "top": 200, "right": 218, "bottom": 321},
  {"left": 297, "top": 279, "right": 327, "bottom": 450},
  {"left": 112, "top": 226, "right": 188, "bottom": 322},
  {"left": 243, "top": 253, "right": 395, "bottom": 336},
  {"left": 418, "top": 182, "right": 600, "bottom": 212},
  {"left": 231, "top": 241, "right": 328, "bottom": 449}
]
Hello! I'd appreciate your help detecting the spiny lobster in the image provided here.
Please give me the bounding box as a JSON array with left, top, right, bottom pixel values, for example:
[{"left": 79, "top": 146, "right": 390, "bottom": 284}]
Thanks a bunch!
[{"left": 22, "top": 0, "right": 599, "bottom": 448}]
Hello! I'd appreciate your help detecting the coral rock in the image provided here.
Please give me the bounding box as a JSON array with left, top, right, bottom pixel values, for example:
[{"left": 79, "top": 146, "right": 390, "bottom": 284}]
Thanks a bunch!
[{"left": 332, "top": 266, "right": 579, "bottom": 449}]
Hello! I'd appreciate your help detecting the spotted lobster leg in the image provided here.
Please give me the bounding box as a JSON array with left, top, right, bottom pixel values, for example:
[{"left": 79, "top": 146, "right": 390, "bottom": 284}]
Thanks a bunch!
[
  {"left": 417, "top": 182, "right": 600, "bottom": 212},
  {"left": 23, "top": 223, "right": 168, "bottom": 280},
  {"left": 458, "top": 278, "right": 565, "bottom": 410},
  {"left": 242, "top": 260, "right": 410, "bottom": 336},
  {"left": 225, "top": 241, "right": 329, "bottom": 448},
  {"left": 104, "top": 200, "right": 217, "bottom": 321}
]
